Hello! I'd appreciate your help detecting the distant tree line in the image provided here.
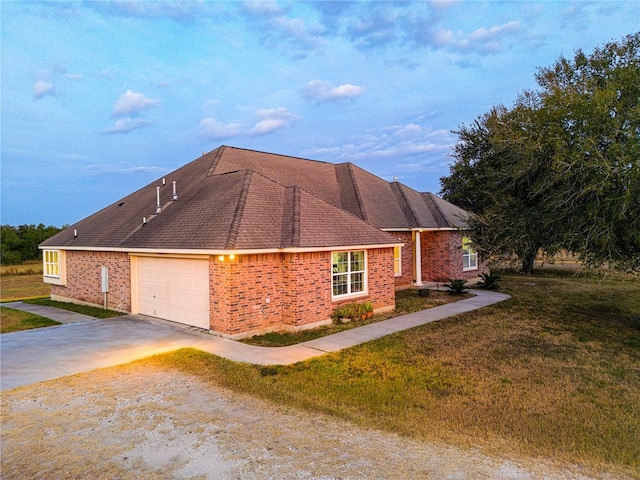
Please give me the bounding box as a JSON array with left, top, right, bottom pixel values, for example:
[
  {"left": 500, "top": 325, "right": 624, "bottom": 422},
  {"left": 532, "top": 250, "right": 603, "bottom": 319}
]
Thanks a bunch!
[{"left": 1, "top": 224, "right": 64, "bottom": 265}]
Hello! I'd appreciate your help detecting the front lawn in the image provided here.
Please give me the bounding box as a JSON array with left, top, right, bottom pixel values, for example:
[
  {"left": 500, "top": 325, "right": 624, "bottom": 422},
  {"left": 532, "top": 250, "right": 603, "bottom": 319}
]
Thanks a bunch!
[
  {"left": 150, "top": 270, "right": 640, "bottom": 477},
  {"left": 243, "top": 289, "right": 470, "bottom": 346},
  {"left": 24, "top": 299, "right": 123, "bottom": 319},
  {"left": 0, "top": 307, "right": 60, "bottom": 333}
]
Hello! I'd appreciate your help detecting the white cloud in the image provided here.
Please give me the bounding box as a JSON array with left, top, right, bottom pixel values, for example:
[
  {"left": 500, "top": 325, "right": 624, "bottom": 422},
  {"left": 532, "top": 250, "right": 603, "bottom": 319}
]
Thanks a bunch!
[
  {"left": 102, "top": 118, "right": 151, "bottom": 135},
  {"left": 112, "top": 90, "right": 160, "bottom": 117},
  {"left": 199, "top": 107, "right": 298, "bottom": 139},
  {"left": 84, "top": 164, "right": 168, "bottom": 175},
  {"left": 303, "top": 123, "right": 455, "bottom": 166},
  {"left": 240, "top": 2, "right": 322, "bottom": 54},
  {"left": 199, "top": 117, "right": 243, "bottom": 140},
  {"left": 33, "top": 80, "right": 54, "bottom": 99},
  {"left": 248, "top": 108, "right": 299, "bottom": 136},
  {"left": 432, "top": 21, "right": 522, "bottom": 54},
  {"left": 301, "top": 80, "right": 365, "bottom": 103}
]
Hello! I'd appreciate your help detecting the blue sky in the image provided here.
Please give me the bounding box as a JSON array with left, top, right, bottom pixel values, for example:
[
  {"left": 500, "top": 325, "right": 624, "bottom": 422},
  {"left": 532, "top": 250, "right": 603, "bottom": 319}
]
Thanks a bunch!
[{"left": 2, "top": 1, "right": 638, "bottom": 226}]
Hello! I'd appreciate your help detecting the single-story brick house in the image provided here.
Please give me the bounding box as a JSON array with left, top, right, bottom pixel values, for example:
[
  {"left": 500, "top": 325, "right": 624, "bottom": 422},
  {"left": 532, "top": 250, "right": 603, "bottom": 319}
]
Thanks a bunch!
[{"left": 40, "top": 145, "right": 487, "bottom": 338}]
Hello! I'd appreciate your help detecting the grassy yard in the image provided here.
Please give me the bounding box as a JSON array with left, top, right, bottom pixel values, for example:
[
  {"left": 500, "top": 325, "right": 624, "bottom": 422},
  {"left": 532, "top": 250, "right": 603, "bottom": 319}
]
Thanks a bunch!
[
  {"left": 149, "top": 270, "right": 640, "bottom": 477},
  {"left": 243, "top": 289, "right": 469, "bottom": 346},
  {"left": 23, "top": 299, "right": 123, "bottom": 319},
  {"left": 0, "top": 307, "right": 60, "bottom": 333},
  {"left": 0, "top": 274, "right": 49, "bottom": 302}
]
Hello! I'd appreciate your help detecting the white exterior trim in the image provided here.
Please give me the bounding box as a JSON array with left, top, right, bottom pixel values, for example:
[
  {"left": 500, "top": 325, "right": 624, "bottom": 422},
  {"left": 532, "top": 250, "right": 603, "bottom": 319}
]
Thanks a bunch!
[
  {"left": 381, "top": 227, "right": 459, "bottom": 232},
  {"left": 40, "top": 242, "right": 403, "bottom": 256},
  {"left": 414, "top": 230, "right": 423, "bottom": 286}
]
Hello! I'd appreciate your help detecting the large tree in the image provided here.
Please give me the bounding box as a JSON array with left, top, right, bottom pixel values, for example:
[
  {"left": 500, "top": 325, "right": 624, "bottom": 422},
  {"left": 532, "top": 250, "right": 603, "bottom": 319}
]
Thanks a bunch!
[{"left": 441, "top": 33, "right": 640, "bottom": 273}]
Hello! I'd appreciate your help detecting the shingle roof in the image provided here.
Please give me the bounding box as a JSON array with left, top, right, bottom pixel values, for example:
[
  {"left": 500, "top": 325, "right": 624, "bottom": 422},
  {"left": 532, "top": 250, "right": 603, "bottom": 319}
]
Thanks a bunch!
[{"left": 41, "top": 145, "right": 469, "bottom": 251}]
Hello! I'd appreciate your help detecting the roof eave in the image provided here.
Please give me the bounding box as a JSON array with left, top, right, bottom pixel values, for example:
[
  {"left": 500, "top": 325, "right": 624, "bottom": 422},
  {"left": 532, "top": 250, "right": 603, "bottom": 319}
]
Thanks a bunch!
[{"left": 39, "top": 242, "right": 405, "bottom": 256}]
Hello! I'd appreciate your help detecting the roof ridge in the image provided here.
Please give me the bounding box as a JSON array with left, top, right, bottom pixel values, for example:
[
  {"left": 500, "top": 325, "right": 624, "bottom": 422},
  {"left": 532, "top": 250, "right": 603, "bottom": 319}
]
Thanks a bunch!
[
  {"left": 222, "top": 145, "right": 334, "bottom": 166},
  {"left": 390, "top": 182, "right": 419, "bottom": 228},
  {"left": 291, "top": 186, "right": 300, "bottom": 247},
  {"left": 422, "top": 192, "right": 450, "bottom": 227},
  {"left": 225, "top": 170, "right": 252, "bottom": 249},
  {"left": 346, "top": 163, "right": 368, "bottom": 222},
  {"left": 206, "top": 145, "right": 226, "bottom": 177}
]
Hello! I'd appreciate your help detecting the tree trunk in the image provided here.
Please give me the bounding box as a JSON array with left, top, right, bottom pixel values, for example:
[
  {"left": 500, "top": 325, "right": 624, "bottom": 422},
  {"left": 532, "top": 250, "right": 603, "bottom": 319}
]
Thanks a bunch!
[{"left": 520, "top": 246, "right": 539, "bottom": 274}]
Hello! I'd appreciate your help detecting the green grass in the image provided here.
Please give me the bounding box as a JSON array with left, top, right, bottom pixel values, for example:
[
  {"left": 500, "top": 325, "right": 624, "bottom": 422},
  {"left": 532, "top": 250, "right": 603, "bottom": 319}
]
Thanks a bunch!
[
  {"left": 0, "top": 260, "right": 43, "bottom": 276},
  {"left": 243, "top": 289, "right": 469, "bottom": 346},
  {"left": 0, "top": 274, "right": 50, "bottom": 302},
  {"left": 24, "top": 299, "right": 123, "bottom": 318},
  {"left": 147, "top": 270, "right": 640, "bottom": 477},
  {"left": 0, "top": 307, "right": 60, "bottom": 333}
]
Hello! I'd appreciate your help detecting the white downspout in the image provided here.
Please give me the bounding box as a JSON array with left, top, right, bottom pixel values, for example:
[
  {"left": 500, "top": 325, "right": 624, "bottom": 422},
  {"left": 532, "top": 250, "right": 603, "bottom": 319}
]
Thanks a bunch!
[{"left": 414, "top": 230, "right": 423, "bottom": 286}]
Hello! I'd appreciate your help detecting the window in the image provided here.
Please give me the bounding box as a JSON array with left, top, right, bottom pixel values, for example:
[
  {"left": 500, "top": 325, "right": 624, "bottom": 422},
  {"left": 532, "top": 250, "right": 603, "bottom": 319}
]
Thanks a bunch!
[
  {"left": 44, "top": 250, "right": 60, "bottom": 278},
  {"left": 332, "top": 250, "right": 366, "bottom": 297},
  {"left": 393, "top": 246, "right": 402, "bottom": 276},
  {"left": 462, "top": 237, "right": 478, "bottom": 270}
]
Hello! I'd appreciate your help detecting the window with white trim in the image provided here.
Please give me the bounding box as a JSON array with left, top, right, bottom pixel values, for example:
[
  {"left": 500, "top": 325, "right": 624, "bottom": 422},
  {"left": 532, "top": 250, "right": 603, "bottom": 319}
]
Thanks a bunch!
[
  {"left": 462, "top": 237, "right": 478, "bottom": 270},
  {"left": 332, "top": 250, "right": 366, "bottom": 297},
  {"left": 393, "top": 246, "right": 402, "bottom": 276},
  {"left": 44, "top": 250, "right": 60, "bottom": 278}
]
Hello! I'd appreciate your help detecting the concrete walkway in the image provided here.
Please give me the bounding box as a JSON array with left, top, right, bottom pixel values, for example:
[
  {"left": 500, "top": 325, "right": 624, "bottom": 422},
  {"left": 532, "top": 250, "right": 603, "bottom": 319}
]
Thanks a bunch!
[{"left": 1, "top": 290, "right": 510, "bottom": 390}]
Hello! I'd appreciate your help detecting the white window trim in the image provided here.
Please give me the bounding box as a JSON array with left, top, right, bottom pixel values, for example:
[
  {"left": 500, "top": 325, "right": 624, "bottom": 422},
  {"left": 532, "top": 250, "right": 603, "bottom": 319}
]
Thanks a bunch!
[
  {"left": 462, "top": 237, "right": 478, "bottom": 271},
  {"left": 331, "top": 250, "right": 368, "bottom": 300},
  {"left": 393, "top": 245, "right": 402, "bottom": 277},
  {"left": 43, "top": 249, "right": 66, "bottom": 285}
]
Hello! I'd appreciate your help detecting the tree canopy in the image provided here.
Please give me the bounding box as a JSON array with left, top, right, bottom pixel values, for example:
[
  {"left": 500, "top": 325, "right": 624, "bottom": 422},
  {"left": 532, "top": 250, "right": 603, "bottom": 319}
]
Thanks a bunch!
[
  {"left": 1, "top": 224, "right": 64, "bottom": 265},
  {"left": 441, "top": 33, "right": 640, "bottom": 273}
]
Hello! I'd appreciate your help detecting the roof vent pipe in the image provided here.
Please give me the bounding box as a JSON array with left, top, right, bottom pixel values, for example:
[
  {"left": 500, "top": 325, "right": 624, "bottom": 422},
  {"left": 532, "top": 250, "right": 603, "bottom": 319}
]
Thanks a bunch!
[
  {"left": 73, "top": 229, "right": 77, "bottom": 238},
  {"left": 162, "top": 177, "right": 166, "bottom": 186},
  {"left": 143, "top": 216, "right": 146, "bottom": 225},
  {"left": 155, "top": 186, "right": 162, "bottom": 213},
  {"left": 172, "top": 181, "right": 178, "bottom": 201}
]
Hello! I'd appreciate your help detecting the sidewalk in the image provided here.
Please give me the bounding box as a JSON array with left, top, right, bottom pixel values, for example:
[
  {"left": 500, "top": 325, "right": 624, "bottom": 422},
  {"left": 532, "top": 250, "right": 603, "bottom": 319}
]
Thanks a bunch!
[{"left": 1, "top": 290, "right": 510, "bottom": 389}]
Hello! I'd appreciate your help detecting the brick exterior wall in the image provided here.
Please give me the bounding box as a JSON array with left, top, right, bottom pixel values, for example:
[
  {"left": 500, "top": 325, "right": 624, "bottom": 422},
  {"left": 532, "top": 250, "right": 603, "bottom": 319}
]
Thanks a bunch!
[
  {"left": 51, "top": 247, "right": 397, "bottom": 338},
  {"left": 209, "top": 253, "right": 285, "bottom": 337},
  {"left": 421, "top": 230, "right": 489, "bottom": 282},
  {"left": 209, "top": 248, "right": 396, "bottom": 338},
  {"left": 50, "top": 251, "right": 131, "bottom": 312},
  {"left": 281, "top": 251, "right": 333, "bottom": 329},
  {"left": 391, "top": 230, "right": 490, "bottom": 286}
]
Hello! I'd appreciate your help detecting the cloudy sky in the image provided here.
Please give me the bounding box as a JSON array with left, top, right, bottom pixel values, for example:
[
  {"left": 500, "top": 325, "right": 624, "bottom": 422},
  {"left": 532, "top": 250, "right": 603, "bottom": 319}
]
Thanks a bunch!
[{"left": 2, "top": 1, "right": 638, "bottom": 226}]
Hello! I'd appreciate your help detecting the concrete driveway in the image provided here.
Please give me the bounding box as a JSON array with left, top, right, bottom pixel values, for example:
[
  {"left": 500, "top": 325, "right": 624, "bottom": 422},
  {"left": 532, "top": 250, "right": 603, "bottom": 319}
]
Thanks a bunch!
[{"left": 1, "top": 290, "right": 511, "bottom": 390}]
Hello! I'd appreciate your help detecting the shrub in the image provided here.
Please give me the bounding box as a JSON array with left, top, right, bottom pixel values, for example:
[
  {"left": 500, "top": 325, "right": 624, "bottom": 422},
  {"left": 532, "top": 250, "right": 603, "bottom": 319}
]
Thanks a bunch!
[
  {"left": 477, "top": 272, "right": 501, "bottom": 290},
  {"left": 445, "top": 279, "right": 469, "bottom": 295}
]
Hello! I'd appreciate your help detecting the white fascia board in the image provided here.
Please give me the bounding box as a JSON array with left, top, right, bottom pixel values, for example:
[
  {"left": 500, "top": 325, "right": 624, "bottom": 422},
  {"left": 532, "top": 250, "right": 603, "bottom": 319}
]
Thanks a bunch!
[
  {"left": 39, "top": 242, "right": 404, "bottom": 256},
  {"left": 381, "top": 227, "right": 459, "bottom": 232}
]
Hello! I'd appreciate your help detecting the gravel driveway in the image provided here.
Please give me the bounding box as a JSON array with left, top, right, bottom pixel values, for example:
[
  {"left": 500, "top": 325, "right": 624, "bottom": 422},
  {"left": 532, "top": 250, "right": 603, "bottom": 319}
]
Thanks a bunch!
[{"left": 1, "top": 359, "right": 621, "bottom": 480}]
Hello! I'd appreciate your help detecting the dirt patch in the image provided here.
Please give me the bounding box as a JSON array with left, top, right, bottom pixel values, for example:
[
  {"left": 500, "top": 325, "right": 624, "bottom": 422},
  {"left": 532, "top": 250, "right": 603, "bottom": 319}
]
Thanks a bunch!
[{"left": 1, "top": 361, "right": 623, "bottom": 479}]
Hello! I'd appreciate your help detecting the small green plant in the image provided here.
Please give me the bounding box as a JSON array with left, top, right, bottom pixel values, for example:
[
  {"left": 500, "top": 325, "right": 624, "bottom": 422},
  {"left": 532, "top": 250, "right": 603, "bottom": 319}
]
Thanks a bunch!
[
  {"left": 477, "top": 272, "right": 501, "bottom": 290},
  {"left": 363, "top": 301, "right": 373, "bottom": 315},
  {"left": 445, "top": 279, "right": 469, "bottom": 295},
  {"left": 333, "top": 304, "right": 355, "bottom": 322}
]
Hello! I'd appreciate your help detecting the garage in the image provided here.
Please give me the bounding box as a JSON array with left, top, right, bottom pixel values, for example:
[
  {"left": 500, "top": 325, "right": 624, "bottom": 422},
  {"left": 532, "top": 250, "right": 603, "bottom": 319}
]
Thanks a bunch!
[{"left": 135, "top": 256, "right": 210, "bottom": 329}]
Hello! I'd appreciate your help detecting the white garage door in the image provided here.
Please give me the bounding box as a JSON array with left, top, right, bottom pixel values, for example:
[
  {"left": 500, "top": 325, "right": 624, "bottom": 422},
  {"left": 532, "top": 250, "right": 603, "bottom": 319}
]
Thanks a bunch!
[{"left": 136, "top": 257, "right": 210, "bottom": 329}]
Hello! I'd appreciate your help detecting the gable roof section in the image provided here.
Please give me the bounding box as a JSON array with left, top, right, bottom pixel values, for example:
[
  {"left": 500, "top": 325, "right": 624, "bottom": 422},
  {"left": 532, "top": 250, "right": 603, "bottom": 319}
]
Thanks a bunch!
[
  {"left": 41, "top": 167, "right": 399, "bottom": 251},
  {"left": 205, "top": 146, "right": 468, "bottom": 230},
  {"left": 42, "top": 145, "right": 471, "bottom": 251}
]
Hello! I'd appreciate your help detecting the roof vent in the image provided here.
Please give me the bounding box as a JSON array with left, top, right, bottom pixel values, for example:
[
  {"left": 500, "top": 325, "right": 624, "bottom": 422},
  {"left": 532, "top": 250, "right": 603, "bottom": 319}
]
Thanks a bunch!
[
  {"left": 393, "top": 176, "right": 398, "bottom": 182},
  {"left": 172, "top": 181, "right": 178, "bottom": 201},
  {"left": 73, "top": 229, "right": 78, "bottom": 238},
  {"left": 155, "top": 186, "right": 162, "bottom": 214},
  {"left": 162, "top": 177, "right": 166, "bottom": 186},
  {"left": 143, "top": 216, "right": 147, "bottom": 225}
]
